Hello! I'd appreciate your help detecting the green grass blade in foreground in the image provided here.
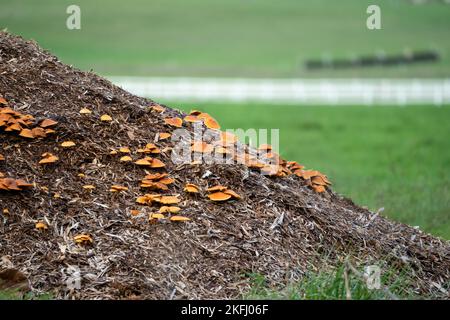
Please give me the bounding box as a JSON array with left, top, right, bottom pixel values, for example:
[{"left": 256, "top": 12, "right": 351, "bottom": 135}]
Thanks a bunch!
[
  {"left": 0, "top": 289, "right": 52, "bottom": 300},
  {"left": 244, "top": 264, "right": 418, "bottom": 300}
]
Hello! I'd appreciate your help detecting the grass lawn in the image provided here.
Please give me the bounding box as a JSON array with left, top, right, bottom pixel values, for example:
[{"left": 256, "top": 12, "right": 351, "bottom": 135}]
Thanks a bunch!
[
  {"left": 169, "top": 102, "right": 450, "bottom": 239},
  {"left": 1, "top": 0, "right": 450, "bottom": 78}
]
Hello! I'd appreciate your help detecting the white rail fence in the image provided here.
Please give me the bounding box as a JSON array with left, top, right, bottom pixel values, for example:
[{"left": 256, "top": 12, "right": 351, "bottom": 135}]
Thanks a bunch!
[{"left": 109, "top": 77, "right": 450, "bottom": 105}]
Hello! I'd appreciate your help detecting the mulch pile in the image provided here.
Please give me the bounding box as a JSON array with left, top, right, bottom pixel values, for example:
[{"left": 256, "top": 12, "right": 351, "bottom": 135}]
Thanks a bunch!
[{"left": 0, "top": 32, "right": 449, "bottom": 299}]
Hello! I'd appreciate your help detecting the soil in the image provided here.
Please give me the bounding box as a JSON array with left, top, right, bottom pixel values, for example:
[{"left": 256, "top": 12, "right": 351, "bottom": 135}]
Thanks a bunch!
[{"left": 0, "top": 32, "right": 448, "bottom": 299}]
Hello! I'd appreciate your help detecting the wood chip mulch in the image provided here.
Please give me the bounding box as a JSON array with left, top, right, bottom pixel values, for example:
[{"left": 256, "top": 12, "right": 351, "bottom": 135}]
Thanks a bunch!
[{"left": 0, "top": 32, "right": 448, "bottom": 299}]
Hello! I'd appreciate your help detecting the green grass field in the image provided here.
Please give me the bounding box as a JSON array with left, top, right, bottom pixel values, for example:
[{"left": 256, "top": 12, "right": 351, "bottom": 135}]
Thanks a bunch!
[
  {"left": 171, "top": 103, "right": 450, "bottom": 239},
  {"left": 1, "top": 0, "right": 450, "bottom": 78}
]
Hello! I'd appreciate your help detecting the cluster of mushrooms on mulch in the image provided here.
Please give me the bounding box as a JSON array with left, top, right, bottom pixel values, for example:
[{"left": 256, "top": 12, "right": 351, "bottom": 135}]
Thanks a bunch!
[{"left": 0, "top": 32, "right": 449, "bottom": 299}]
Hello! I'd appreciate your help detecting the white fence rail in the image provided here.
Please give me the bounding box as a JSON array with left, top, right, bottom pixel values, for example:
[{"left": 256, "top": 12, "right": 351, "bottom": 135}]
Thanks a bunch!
[{"left": 109, "top": 77, "right": 450, "bottom": 105}]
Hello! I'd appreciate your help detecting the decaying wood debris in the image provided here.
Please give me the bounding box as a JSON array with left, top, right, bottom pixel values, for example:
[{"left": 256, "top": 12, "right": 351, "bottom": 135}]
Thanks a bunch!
[{"left": 0, "top": 32, "right": 449, "bottom": 299}]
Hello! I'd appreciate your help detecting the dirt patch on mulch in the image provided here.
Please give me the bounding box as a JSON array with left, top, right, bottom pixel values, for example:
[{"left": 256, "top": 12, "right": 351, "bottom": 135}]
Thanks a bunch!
[{"left": 0, "top": 32, "right": 449, "bottom": 299}]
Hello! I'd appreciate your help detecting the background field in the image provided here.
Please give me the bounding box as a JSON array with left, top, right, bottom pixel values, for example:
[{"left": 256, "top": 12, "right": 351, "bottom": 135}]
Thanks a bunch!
[
  {"left": 1, "top": 1, "right": 449, "bottom": 239},
  {"left": 1, "top": 0, "right": 450, "bottom": 78}
]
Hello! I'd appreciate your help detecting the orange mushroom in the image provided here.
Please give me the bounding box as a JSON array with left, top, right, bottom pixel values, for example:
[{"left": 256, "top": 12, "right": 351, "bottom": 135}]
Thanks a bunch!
[
  {"left": 183, "top": 115, "right": 201, "bottom": 123},
  {"left": 5, "top": 179, "right": 22, "bottom": 191},
  {"left": 204, "top": 117, "right": 220, "bottom": 130},
  {"left": 110, "top": 185, "right": 128, "bottom": 192},
  {"left": 247, "top": 161, "right": 265, "bottom": 169},
  {"left": 74, "top": 234, "right": 93, "bottom": 245},
  {"left": 164, "top": 117, "right": 183, "bottom": 128},
  {"left": 130, "top": 209, "right": 141, "bottom": 216},
  {"left": 149, "top": 212, "right": 165, "bottom": 220},
  {"left": 305, "top": 170, "right": 322, "bottom": 180},
  {"left": 39, "top": 153, "right": 59, "bottom": 164},
  {"left": 286, "top": 161, "right": 304, "bottom": 171},
  {"left": 137, "top": 143, "right": 161, "bottom": 154},
  {"left": 156, "top": 196, "right": 181, "bottom": 205},
  {"left": 35, "top": 221, "right": 48, "bottom": 230},
  {"left": 207, "top": 185, "right": 227, "bottom": 192},
  {"left": 313, "top": 185, "right": 326, "bottom": 193},
  {"left": 140, "top": 181, "right": 168, "bottom": 191},
  {"left": 311, "top": 176, "right": 328, "bottom": 186},
  {"left": 100, "top": 114, "right": 113, "bottom": 122},
  {"left": 80, "top": 107, "right": 92, "bottom": 114},
  {"left": 31, "top": 127, "right": 47, "bottom": 138},
  {"left": 120, "top": 155, "right": 133, "bottom": 162},
  {"left": 148, "top": 213, "right": 165, "bottom": 223},
  {"left": 184, "top": 183, "right": 200, "bottom": 193},
  {"left": 223, "top": 189, "right": 241, "bottom": 200},
  {"left": 219, "top": 131, "right": 238, "bottom": 145},
  {"left": 208, "top": 192, "right": 232, "bottom": 202},
  {"left": 158, "top": 132, "right": 171, "bottom": 140},
  {"left": 119, "top": 147, "right": 131, "bottom": 153},
  {"left": 61, "top": 141, "right": 76, "bottom": 148},
  {"left": 135, "top": 158, "right": 152, "bottom": 166},
  {"left": 5, "top": 123, "right": 22, "bottom": 132},
  {"left": 144, "top": 172, "right": 168, "bottom": 180},
  {"left": 159, "top": 206, "right": 181, "bottom": 214},
  {"left": 40, "top": 119, "right": 58, "bottom": 128},
  {"left": 151, "top": 105, "right": 165, "bottom": 113},
  {"left": 15, "top": 179, "right": 33, "bottom": 189},
  {"left": 169, "top": 216, "right": 191, "bottom": 222},
  {"left": 0, "top": 178, "right": 20, "bottom": 191},
  {"left": 150, "top": 158, "right": 166, "bottom": 168},
  {"left": 158, "top": 177, "right": 175, "bottom": 185},
  {"left": 191, "top": 141, "right": 213, "bottom": 153},
  {"left": 136, "top": 196, "right": 150, "bottom": 205},
  {"left": 0, "top": 107, "right": 15, "bottom": 114},
  {"left": 19, "top": 129, "right": 34, "bottom": 139}
]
